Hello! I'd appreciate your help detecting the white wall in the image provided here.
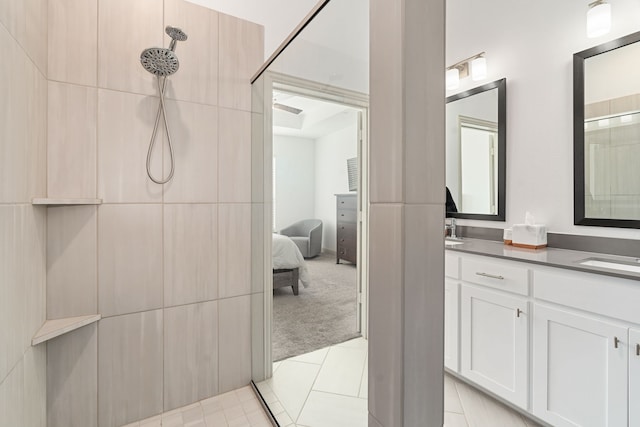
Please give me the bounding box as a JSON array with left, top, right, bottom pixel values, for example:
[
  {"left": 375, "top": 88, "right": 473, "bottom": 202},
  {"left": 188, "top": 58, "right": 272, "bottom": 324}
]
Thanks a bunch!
[
  {"left": 273, "top": 135, "right": 316, "bottom": 232},
  {"left": 314, "top": 119, "right": 358, "bottom": 251},
  {"left": 447, "top": 0, "right": 640, "bottom": 239}
]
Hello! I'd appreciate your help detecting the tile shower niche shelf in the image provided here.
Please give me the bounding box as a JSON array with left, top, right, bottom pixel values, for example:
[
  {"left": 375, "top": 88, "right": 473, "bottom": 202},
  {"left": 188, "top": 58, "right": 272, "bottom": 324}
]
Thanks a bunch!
[
  {"left": 32, "top": 198, "right": 102, "bottom": 206},
  {"left": 31, "top": 314, "right": 101, "bottom": 345}
]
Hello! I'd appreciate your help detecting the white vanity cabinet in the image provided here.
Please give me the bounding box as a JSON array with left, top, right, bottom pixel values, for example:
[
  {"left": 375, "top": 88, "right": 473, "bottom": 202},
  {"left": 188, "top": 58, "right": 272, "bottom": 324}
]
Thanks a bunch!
[
  {"left": 630, "top": 328, "right": 640, "bottom": 427},
  {"left": 447, "top": 247, "right": 640, "bottom": 426},
  {"left": 460, "top": 284, "right": 529, "bottom": 408},
  {"left": 444, "top": 254, "right": 460, "bottom": 372},
  {"left": 456, "top": 254, "right": 531, "bottom": 409},
  {"left": 532, "top": 304, "right": 628, "bottom": 427}
]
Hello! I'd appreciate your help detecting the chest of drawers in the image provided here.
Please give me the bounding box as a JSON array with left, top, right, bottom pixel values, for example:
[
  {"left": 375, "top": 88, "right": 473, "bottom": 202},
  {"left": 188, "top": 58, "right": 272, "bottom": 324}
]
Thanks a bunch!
[{"left": 336, "top": 194, "right": 357, "bottom": 264}]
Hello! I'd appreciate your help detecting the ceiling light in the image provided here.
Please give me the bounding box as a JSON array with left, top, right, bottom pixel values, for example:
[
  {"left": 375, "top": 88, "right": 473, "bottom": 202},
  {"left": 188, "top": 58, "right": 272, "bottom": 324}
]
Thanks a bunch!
[{"left": 587, "top": 0, "right": 611, "bottom": 38}]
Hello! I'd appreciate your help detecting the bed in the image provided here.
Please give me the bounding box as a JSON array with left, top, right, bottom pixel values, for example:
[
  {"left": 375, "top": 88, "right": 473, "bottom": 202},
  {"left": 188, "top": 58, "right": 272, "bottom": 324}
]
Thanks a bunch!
[{"left": 272, "top": 233, "right": 310, "bottom": 295}]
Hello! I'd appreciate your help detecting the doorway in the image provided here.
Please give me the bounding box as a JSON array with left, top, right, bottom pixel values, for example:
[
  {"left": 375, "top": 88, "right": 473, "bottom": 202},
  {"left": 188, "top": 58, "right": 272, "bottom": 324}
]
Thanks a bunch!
[{"left": 259, "top": 72, "right": 370, "bottom": 377}]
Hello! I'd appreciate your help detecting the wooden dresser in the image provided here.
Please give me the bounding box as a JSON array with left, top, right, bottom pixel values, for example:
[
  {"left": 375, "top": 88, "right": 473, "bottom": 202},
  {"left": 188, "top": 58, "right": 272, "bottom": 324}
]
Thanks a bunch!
[{"left": 336, "top": 193, "right": 357, "bottom": 264}]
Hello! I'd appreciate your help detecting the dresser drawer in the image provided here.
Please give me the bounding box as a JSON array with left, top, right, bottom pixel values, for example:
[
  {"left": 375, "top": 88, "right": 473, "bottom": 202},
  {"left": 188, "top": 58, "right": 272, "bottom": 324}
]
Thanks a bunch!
[
  {"left": 337, "top": 209, "right": 357, "bottom": 223},
  {"left": 461, "top": 255, "right": 530, "bottom": 296},
  {"left": 337, "top": 195, "right": 357, "bottom": 210},
  {"left": 337, "top": 244, "right": 357, "bottom": 263}
]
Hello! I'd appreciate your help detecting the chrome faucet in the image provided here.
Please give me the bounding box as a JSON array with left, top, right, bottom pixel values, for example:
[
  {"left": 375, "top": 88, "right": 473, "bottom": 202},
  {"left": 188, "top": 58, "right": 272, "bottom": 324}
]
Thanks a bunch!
[{"left": 445, "top": 218, "right": 457, "bottom": 239}]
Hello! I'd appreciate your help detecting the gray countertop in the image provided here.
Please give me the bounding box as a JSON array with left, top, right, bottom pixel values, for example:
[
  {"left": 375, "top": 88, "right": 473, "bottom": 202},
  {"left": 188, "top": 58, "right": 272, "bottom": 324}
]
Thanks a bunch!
[{"left": 445, "top": 238, "right": 640, "bottom": 282}]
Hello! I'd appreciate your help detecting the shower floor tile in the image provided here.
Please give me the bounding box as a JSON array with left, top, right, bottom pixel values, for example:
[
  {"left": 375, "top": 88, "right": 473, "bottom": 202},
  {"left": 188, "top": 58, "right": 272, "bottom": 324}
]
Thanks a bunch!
[{"left": 119, "top": 385, "right": 272, "bottom": 427}]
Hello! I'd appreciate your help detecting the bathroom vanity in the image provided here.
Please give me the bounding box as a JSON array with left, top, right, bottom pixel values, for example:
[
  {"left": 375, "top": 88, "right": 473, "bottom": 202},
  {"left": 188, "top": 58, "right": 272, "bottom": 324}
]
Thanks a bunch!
[{"left": 445, "top": 239, "right": 640, "bottom": 427}]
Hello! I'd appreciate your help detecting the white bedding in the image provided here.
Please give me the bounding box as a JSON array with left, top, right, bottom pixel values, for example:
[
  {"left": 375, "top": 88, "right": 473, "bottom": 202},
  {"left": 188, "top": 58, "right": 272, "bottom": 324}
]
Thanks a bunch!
[{"left": 272, "top": 233, "right": 310, "bottom": 287}]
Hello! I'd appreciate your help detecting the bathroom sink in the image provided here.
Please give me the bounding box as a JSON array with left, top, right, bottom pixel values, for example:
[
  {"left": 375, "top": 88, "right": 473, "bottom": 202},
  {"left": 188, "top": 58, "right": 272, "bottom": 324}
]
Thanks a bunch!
[
  {"left": 578, "top": 257, "right": 640, "bottom": 274},
  {"left": 445, "top": 239, "right": 464, "bottom": 247}
]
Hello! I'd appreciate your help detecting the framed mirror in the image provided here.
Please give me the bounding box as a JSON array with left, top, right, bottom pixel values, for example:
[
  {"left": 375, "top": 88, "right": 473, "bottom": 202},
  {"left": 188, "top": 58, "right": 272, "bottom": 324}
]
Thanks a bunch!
[
  {"left": 574, "top": 31, "right": 640, "bottom": 228},
  {"left": 446, "top": 78, "right": 506, "bottom": 221}
]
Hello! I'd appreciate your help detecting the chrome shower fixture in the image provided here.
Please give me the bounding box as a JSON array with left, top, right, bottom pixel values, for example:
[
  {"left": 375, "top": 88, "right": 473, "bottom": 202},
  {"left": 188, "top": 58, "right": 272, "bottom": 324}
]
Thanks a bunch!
[{"left": 140, "top": 26, "right": 188, "bottom": 184}]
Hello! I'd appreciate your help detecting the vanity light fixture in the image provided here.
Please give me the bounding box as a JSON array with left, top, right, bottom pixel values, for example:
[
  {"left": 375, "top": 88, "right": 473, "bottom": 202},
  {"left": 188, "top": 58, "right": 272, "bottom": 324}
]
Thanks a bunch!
[
  {"left": 446, "top": 52, "right": 487, "bottom": 90},
  {"left": 587, "top": 0, "right": 611, "bottom": 38}
]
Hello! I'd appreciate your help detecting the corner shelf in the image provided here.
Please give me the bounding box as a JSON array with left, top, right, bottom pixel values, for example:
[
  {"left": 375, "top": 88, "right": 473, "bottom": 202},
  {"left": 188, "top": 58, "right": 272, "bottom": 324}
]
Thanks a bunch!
[
  {"left": 31, "top": 314, "right": 101, "bottom": 346},
  {"left": 32, "top": 198, "right": 102, "bottom": 207}
]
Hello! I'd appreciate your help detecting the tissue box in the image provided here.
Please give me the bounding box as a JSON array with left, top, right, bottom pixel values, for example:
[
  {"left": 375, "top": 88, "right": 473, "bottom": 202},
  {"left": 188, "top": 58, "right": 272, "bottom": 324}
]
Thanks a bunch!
[
  {"left": 503, "top": 228, "right": 513, "bottom": 245},
  {"left": 512, "top": 224, "right": 547, "bottom": 249}
]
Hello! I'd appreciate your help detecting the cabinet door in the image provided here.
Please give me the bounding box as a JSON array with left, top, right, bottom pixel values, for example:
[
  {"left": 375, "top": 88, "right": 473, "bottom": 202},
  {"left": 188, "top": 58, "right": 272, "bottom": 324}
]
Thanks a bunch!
[
  {"left": 631, "top": 328, "right": 640, "bottom": 427},
  {"left": 444, "top": 279, "right": 459, "bottom": 372},
  {"left": 532, "top": 304, "right": 628, "bottom": 427},
  {"left": 460, "top": 284, "right": 528, "bottom": 408}
]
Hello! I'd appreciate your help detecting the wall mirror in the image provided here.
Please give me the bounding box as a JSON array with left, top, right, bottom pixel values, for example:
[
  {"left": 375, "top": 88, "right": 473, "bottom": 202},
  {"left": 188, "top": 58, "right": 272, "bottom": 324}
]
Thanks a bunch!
[
  {"left": 574, "top": 31, "right": 640, "bottom": 228},
  {"left": 446, "top": 78, "right": 506, "bottom": 220}
]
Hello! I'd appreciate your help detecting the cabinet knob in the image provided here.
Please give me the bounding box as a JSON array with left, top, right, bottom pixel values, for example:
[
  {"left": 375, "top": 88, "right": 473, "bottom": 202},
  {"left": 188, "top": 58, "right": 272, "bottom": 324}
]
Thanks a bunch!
[
  {"left": 614, "top": 337, "right": 620, "bottom": 349},
  {"left": 516, "top": 308, "right": 523, "bottom": 318},
  {"left": 636, "top": 343, "right": 640, "bottom": 356}
]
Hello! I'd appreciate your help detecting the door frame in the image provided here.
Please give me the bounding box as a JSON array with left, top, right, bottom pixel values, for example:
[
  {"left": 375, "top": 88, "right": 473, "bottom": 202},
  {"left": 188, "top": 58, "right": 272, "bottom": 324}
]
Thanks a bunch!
[{"left": 259, "top": 71, "right": 370, "bottom": 378}]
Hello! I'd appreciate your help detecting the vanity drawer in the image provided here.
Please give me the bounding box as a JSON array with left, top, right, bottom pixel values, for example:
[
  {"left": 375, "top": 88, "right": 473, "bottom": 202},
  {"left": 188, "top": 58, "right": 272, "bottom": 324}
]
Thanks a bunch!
[
  {"left": 445, "top": 253, "right": 460, "bottom": 279},
  {"left": 461, "top": 255, "right": 530, "bottom": 296},
  {"left": 533, "top": 266, "right": 640, "bottom": 325}
]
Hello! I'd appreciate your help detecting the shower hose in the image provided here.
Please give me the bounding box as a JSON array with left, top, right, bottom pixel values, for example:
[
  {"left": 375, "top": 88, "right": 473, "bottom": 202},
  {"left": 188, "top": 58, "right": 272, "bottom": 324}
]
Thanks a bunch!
[{"left": 146, "top": 76, "right": 175, "bottom": 184}]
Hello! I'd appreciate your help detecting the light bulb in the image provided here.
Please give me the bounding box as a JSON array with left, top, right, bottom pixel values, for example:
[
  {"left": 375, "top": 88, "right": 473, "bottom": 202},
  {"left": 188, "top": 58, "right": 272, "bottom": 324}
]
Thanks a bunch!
[
  {"left": 471, "top": 57, "right": 487, "bottom": 81},
  {"left": 446, "top": 68, "right": 459, "bottom": 90},
  {"left": 587, "top": 1, "right": 611, "bottom": 38}
]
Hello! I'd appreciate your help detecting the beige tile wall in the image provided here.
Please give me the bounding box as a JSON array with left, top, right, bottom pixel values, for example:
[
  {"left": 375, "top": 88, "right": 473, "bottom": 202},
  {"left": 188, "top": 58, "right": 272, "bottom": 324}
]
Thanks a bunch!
[
  {"left": 0, "top": 2, "right": 47, "bottom": 427},
  {"left": 43, "top": 1, "right": 264, "bottom": 426}
]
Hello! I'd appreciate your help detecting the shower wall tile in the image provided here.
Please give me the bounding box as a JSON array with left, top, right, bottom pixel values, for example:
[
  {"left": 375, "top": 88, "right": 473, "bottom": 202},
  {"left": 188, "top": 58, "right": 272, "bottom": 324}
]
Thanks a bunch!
[
  {"left": 163, "top": 0, "right": 218, "bottom": 106},
  {"left": 164, "top": 204, "right": 218, "bottom": 307},
  {"left": 164, "top": 301, "right": 219, "bottom": 411},
  {"left": 48, "top": 81, "right": 97, "bottom": 198},
  {"left": 218, "top": 108, "right": 251, "bottom": 203},
  {"left": 26, "top": 51, "right": 48, "bottom": 201},
  {"left": 23, "top": 345, "right": 46, "bottom": 427},
  {"left": 47, "top": 206, "right": 97, "bottom": 319},
  {"left": 47, "top": 323, "right": 98, "bottom": 427},
  {"left": 0, "top": 0, "right": 47, "bottom": 76},
  {"left": 251, "top": 111, "right": 265, "bottom": 203},
  {"left": 98, "top": 204, "right": 163, "bottom": 317},
  {"left": 368, "top": 203, "right": 404, "bottom": 427},
  {"left": 218, "top": 13, "right": 264, "bottom": 111},
  {"left": 0, "top": 206, "right": 23, "bottom": 383},
  {"left": 97, "top": 89, "right": 163, "bottom": 203},
  {"left": 22, "top": 205, "right": 46, "bottom": 346},
  {"left": 98, "top": 310, "right": 163, "bottom": 427},
  {"left": 219, "top": 295, "right": 251, "bottom": 393},
  {"left": 250, "top": 203, "right": 265, "bottom": 294},
  {"left": 218, "top": 204, "right": 251, "bottom": 299},
  {"left": 162, "top": 100, "right": 218, "bottom": 203},
  {"left": 48, "top": 0, "right": 97, "bottom": 86},
  {"left": 98, "top": 0, "right": 163, "bottom": 95},
  {"left": 0, "top": 356, "right": 24, "bottom": 427}
]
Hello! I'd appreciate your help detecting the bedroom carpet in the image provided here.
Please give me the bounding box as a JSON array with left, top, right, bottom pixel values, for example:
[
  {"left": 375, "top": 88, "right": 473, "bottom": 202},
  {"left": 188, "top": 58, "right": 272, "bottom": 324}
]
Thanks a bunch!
[{"left": 272, "top": 252, "right": 360, "bottom": 361}]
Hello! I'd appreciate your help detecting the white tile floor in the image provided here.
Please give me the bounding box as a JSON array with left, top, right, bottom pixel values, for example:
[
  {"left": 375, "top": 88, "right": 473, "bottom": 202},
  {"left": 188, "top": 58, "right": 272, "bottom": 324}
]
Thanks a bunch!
[
  {"left": 256, "top": 337, "right": 368, "bottom": 427},
  {"left": 120, "top": 386, "right": 272, "bottom": 427},
  {"left": 257, "top": 337, "right": 545, "bottom": 427}
]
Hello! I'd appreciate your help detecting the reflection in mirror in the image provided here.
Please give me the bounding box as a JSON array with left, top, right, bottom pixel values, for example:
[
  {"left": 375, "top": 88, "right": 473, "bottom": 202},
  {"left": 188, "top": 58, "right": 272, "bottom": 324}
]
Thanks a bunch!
[
  {"left": 446, "top": 79, "right": 506, "bottom": 220},
  {"left": 574, "top": 31, "right": 640, "bottom": 228}
]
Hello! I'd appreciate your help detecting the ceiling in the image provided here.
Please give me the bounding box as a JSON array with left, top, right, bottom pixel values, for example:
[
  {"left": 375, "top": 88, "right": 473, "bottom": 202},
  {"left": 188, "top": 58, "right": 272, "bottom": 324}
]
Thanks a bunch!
[{"left": 272, "top": 91, "right": 359, "bottom": 139}]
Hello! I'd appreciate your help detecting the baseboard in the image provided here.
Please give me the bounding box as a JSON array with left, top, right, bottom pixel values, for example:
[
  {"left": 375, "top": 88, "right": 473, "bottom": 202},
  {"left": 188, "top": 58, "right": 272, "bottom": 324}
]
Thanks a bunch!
[{"left": 322, "top": 248, "right": 336, "bottom": 255}]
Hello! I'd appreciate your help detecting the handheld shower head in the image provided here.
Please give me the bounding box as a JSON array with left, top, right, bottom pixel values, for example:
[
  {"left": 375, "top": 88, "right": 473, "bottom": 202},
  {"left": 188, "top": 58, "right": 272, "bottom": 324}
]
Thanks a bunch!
[{"left": 140, "top": 25, "right": 188, "bottom": 77}]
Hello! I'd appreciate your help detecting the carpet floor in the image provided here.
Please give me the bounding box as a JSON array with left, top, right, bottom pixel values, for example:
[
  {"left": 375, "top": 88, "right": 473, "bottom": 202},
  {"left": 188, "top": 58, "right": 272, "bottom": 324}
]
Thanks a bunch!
[{"left": 272, "top": 252, "right": 360, "bottom": 361}]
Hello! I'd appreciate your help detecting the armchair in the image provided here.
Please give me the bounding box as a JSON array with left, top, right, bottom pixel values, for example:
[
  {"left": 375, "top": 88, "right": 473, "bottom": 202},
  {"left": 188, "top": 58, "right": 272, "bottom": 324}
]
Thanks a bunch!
[{"left": 280, "top": 219, "right": 323, "bottom": 258}]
